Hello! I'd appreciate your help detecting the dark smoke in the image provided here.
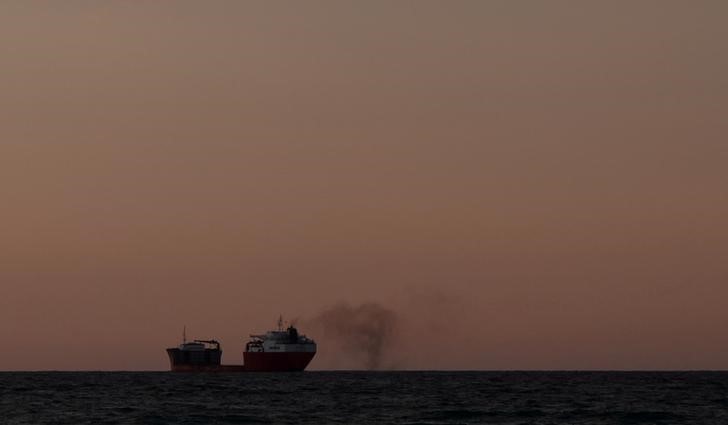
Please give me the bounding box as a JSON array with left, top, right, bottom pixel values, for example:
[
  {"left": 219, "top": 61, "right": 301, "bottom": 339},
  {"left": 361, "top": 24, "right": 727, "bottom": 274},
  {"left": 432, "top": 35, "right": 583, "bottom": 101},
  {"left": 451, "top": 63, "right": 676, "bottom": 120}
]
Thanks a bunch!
[{"left": 310, "top": 302, "right": 398, "bottom": 370}]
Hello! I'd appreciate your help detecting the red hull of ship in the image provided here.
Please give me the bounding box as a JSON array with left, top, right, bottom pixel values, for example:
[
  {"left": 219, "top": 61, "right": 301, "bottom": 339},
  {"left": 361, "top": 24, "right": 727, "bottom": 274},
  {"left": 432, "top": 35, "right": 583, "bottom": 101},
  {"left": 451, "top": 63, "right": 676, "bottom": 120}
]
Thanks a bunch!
[
  {"left": 169, "top": 364, "right": 246, "bottom": 372},
  {"left": 168, "top": 354, "right": 315, "bottom": 372},
  {"left": 243, "top": 352, "right": 316, "bottom": 372}
]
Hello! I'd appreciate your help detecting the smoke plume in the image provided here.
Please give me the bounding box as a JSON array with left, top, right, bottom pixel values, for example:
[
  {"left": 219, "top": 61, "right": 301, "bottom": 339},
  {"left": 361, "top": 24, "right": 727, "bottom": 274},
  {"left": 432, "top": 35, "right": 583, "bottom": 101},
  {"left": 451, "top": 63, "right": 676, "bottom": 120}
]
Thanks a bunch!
[{"left": 308, "top": 302, "right": 398, "bottom": 370}]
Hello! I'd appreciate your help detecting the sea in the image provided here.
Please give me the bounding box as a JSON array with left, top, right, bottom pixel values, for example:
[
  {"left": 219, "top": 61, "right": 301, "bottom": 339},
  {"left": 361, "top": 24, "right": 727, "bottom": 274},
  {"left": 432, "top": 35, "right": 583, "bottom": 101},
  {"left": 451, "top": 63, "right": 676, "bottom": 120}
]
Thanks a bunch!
[{"left": 1, "top": 371, "right": 727, "bottom": 424}]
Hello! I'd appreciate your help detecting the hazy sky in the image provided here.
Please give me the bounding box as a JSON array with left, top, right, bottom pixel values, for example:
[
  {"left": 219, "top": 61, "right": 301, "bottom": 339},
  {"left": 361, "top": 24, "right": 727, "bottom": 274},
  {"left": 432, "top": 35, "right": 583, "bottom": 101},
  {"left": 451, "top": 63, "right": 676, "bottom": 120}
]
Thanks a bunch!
[{"left": 1, "top": 1, "right": 727, "bottom": 370}]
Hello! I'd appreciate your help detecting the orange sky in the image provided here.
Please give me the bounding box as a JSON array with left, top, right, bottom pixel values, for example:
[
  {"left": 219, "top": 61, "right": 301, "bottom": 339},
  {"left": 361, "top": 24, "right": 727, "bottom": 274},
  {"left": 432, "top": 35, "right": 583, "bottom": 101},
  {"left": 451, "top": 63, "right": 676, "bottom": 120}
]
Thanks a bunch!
[{"left": 1, "top": 1, "right": 727, "bottom": 370}]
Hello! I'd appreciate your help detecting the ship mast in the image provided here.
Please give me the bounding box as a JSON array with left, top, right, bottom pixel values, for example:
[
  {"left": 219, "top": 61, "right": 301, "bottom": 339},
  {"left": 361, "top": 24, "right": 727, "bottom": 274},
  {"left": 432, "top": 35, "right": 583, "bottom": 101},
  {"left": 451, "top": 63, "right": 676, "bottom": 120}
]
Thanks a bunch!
[{"left": 277, "top": 315, "right": 283, "bottom": 331}]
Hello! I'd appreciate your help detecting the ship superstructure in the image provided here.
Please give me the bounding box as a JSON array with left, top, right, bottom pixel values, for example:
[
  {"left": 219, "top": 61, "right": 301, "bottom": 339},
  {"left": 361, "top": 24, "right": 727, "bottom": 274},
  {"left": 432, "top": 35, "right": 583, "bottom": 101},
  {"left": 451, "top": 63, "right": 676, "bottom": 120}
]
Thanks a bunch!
[{"left": 244, "top": 317, "right": 317, "bottom": 372}]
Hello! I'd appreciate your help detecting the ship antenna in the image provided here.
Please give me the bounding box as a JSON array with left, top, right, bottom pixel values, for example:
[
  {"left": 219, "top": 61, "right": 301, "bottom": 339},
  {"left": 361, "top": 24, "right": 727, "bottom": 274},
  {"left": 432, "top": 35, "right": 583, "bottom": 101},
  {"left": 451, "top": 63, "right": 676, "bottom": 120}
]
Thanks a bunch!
[{"left": 278, "top": 315, "right": 283, "bottom": 331}]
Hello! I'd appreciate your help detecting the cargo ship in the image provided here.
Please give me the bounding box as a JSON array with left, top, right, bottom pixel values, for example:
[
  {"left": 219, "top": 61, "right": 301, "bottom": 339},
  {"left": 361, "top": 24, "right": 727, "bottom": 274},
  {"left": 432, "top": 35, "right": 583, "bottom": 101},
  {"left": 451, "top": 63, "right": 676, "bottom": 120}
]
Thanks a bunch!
[{"left": 166, "top": 317, "right": 316, "bottom": 372}]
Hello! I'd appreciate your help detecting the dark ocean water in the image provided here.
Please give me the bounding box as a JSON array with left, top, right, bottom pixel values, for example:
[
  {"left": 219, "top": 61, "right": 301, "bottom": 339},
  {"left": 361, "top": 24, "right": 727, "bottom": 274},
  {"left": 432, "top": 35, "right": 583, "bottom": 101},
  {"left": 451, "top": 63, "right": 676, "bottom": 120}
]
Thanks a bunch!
[{"left": 1, "top": 371, "right": 728, "bottom": 424}]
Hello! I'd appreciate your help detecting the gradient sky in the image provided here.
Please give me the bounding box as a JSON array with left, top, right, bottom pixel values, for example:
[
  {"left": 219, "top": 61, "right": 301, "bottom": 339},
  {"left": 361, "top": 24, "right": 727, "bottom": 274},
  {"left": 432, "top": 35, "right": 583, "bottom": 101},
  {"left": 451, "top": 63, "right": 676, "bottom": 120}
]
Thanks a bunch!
[{"left": 1, "top": 1, "right": 727, "bottom": 370}]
